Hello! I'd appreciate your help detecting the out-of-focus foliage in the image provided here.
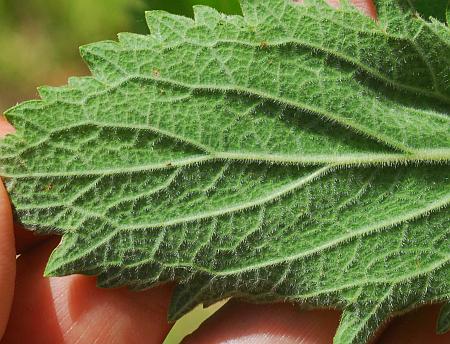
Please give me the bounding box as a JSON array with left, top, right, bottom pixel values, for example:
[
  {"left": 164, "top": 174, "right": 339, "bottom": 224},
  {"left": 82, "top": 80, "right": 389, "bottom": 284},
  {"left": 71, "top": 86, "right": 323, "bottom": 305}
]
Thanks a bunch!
[
  {"left": 0, "top": 0, "right": 240, "bottom": 111},
  {"left": 408, "top": 0, "right": 448, "bottom": 22},
  {"left": 0, "top": 0, "right": 138, "bottom": 109},
  {"left": 138, "top": 0, "right": 240, "bottom": 15},
  {"left": 132, "top": 0, "right": 241, "bottom": 32}
]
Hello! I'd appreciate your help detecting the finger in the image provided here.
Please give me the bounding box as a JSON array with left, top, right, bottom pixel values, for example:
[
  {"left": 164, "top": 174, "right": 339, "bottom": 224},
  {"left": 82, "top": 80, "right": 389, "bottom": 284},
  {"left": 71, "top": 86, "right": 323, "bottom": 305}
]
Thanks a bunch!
[
  {"left": 184, "top": 301, "right": 340, "bottom": 344},
  {"left": 0, "top": 116, "right": 15, "bottom": 136},
  {"left": 0, "top": 115, "right": 53, "bottom": 254},
  {"left": 294, "top": 0, "right": 377, "bottom": 19},
  {"left": 14, "top": 223, "right": 51, "bottom": 254},
  {"left": 347, "top": 0, "right": 377, "bottom": 18},
  {"left": 2, "top": 239, "right": 174, "bottom": 344},
  {"left": 327, "top": 0, "right": 377, "bottom": 19},
  {"left": 0, "top": 179, "right": 15, "bottom": 339},
  {"left": 378, "top": 304, "right": 450, "bottom": 343}
]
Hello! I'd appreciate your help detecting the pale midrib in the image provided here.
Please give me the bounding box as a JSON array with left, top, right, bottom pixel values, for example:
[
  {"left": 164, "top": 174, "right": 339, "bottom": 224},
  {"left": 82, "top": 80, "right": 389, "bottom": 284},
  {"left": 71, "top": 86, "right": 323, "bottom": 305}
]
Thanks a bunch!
[
  {"left": 8, "top": 65, "right": 448, "bottom": 165},
  {"left": 168, "top": 256, "right": 448, "bottom": 322},
  {"left": 209, "top": 194, "right": 450, "bottom": 276},
  {"left": 4, "top": 148, "right": 450, "bottom": 179},
  {"left": 44, "top": 165, "right": 332, "bottom": 274},
  {"left": 147, "top": 76, "right": 448, "bottom": 153},
  {"left": 4, "top": 104, "right": 450, "bottom": 175},
  {"left": 290, "top": 259, "right": 447, "bottom": 299},
  {"left": 120, "top": 26, "right": 450, "bottom": 104},
  {"left": 3, "top": 155, "right": 212, "bottom": 178},
  {"left": 75, "top": 48, "right": 448, "bottom": 154},
  {"left": 120, "top": 165, "right": 333, "bottom": 230},
  {"left": 44, "top": 170, "right": 450, "bottom": 279},
  {"left": 126, "top": 246, "right": 449, "bottom": 293}
]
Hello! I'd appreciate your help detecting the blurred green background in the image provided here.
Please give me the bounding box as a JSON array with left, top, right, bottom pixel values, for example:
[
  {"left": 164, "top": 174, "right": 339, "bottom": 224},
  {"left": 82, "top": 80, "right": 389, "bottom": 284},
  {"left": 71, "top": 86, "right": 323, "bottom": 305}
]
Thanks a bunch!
[
  {"left": 0, "top": 0, "right": 239, "bottom": 343},
  {"left": 0, "top": 0, "right": 241, "bottom": 111}
]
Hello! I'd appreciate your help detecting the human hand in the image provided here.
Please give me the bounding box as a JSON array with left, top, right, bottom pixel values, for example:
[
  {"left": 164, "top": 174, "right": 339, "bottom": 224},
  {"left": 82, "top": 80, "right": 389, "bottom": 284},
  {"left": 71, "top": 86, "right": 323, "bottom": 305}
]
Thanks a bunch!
[{"left": 0, "top": 1, "right": 449, "bottom": 343}]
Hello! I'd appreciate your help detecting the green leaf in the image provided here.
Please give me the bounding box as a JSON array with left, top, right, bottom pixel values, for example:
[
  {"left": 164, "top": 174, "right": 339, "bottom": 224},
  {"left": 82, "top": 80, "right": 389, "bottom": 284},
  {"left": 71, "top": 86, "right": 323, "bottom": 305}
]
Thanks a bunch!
[{"left": 0, "top": 1, "right": 449, "bottom": 343}]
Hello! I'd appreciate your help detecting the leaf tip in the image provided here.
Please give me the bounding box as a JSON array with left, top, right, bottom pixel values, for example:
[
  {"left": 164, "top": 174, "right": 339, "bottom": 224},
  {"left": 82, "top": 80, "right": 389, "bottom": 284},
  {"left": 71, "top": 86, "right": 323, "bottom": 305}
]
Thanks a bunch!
[
  {"left": 43, "top": 247, "right": 66, "bottom": 278},
  {"left": 43, "top": 263, "right": 59, "bottom": 278}
]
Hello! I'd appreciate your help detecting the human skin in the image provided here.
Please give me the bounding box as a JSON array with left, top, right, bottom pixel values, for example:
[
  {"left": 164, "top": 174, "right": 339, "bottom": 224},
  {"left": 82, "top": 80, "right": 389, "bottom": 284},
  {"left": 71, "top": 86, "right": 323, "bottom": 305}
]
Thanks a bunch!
[{"left": 0, "top": 1, "right": 449, "bottom": 343}]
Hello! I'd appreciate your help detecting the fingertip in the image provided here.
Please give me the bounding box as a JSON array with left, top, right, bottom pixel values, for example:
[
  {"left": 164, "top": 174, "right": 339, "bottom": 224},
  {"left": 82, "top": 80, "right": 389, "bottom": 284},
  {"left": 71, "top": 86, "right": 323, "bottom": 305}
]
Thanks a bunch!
[
  {"left": 0, "top": 115, "right": 50, "bottom": 254},
  {"left": 0, "top": 111, "right": 18, "bottom": 339},
  {"left": 51, "top": 276, "right": 174, "bottom": 344},
  {"left": 0, "top": 115, "right": 15, "bottom": 138},
  {"left": 1, "top": 111, "right": 174, "bottom": 342},
  {"left": 14, "top": 222, "right": 52, "bottom": 255},
  {"left": 293, "top": 1, "right": 377, "bottom": 19},
  {"left": 379, "top": 304, "right": 450, "bottom": 343},
  {"left": 3, "top": 239, "right": 174, "bottom": 344},
  {"left": 0, "top": 179, "right": 16, "bottom": 339},
  {"left": 184, "top": 301, "right": 340, "bottom": 344},
  {"left": 350, "top": 0, "right": 377, "bottom": 19}
]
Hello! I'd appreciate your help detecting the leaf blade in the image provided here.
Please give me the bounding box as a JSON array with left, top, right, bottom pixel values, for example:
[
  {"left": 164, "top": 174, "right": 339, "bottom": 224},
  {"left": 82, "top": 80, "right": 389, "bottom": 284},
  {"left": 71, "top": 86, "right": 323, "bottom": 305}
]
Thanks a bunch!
[{"left": 1, "top": 1, "right": 449, "bottom": 343}]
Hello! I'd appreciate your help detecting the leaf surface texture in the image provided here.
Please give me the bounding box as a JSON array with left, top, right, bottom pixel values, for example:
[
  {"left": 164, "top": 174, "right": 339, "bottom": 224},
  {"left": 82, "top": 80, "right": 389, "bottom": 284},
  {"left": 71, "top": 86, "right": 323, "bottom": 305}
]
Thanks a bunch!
[{"left": 0, "top": 1, "right": 449, "bottom": 343}]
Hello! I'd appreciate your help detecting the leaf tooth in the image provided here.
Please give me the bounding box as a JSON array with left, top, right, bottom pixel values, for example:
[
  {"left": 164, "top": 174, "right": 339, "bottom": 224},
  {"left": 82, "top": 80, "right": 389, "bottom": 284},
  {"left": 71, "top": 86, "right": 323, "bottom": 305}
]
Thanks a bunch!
[
  {"left": 37, "top": 85, "right": 83, "bottom": 103},
  {"left": 2, "top": 100, "right": 47, "bottom": 138},
  {"left": 145, "top": 10, "right": 194, "bottom": 42},
  {"left": 334, "top": 301, "right": 392, "bottom": 344},
  {"left": 192, "top": 5, "right": 221, "bottom": 26},
  {"left": 67, "top": 76, "right": 106, "bottom": 93},
  {"left": 116, "top": 32, "right": 156, "bottom": 49},
  {"left": 79, "top": 41, "right": 125, "bottom": 83},
  {"left": 36, "top": 86, "right": 60, "bottom": 102},
  {"left": 239, "top": 0, "right": 288, "bottom": 24}
]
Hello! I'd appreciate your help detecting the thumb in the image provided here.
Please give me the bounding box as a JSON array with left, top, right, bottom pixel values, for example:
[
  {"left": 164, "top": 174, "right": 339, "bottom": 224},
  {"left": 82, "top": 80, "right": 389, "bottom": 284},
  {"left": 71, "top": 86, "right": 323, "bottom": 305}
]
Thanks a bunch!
[
  {"left": 0, "top": 177, "right": 15, "bottom": 339},
  {"left": 294, "top": 0, "right": 377, "bottom": 19},
  {"left": 0, "top": 115, "right": 17, "bottom": 338}
]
